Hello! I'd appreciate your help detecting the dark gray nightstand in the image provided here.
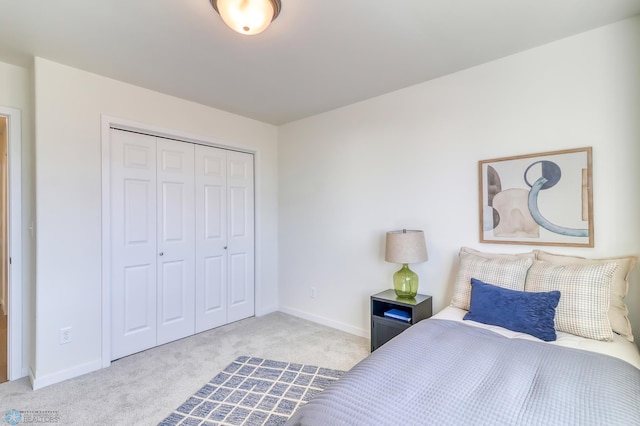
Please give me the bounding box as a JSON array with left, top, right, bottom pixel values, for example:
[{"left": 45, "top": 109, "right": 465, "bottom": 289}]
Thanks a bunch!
[{"left": 370, "top": 289, "right": 432, "bottom": 352}]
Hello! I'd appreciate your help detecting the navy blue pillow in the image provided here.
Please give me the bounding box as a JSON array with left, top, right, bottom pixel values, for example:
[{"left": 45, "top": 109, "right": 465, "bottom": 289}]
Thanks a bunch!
[{"left": 463, "top": 278, "right": 561, "bottom": 341}]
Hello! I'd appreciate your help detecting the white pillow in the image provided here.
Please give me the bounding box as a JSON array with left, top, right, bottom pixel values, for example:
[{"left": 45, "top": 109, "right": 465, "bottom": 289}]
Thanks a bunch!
[
  {"left": 525, "top": 260, "right": 618, "bottom": 341},
  {"left": 450, "top": 249, "right": 533, "bottom": 310},
  {"left": 460, "top": 246, "right": 536, "bottom": 261},
  {"left": 534, "top": 251, "right": 637, "bottom": 342}
]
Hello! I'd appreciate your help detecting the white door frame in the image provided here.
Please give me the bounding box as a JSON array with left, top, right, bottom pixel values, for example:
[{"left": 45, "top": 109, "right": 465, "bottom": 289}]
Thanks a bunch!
[
  {"left": 0, "top": 106, "right": 24, "bottom": 380},
  {"left": 100, "top": 115, "right": 258, "bottom": 368}
]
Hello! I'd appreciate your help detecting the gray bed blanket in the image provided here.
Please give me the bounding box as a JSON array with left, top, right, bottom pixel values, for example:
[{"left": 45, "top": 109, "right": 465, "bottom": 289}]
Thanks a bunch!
[{"left": 287, "top": 319, "right": 640, "bottom": 426}]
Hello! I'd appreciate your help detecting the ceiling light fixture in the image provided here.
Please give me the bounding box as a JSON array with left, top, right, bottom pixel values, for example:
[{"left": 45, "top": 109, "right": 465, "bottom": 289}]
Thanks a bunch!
[{"left": 210, "top": 0, "right": 281, "bottom": 36}]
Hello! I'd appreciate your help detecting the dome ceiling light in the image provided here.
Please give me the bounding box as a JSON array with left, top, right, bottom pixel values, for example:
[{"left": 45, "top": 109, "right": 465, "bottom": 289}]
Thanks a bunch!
[{"left": 210, "top": 0, "right": 282, "bottom": 35}]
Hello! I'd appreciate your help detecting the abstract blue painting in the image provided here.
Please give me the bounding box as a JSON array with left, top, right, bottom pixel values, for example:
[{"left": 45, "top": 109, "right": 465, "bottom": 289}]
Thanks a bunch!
[{"left": 479, "top": 147, "right": 593, "bottom": 247}]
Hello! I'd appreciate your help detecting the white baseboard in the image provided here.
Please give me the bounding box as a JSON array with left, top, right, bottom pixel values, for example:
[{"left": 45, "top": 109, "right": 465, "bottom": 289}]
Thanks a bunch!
[
  {"left": 278, "top": 306, "right": 368, "bottom": 338},
  {"left": 30, "top": 358, "right": 102, "bottom": 390}
]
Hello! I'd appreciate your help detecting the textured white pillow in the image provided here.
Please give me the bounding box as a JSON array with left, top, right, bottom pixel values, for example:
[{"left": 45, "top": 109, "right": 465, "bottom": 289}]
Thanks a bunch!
[
  {"left": 535, "top": 251, "right": 637, "bottom": 342},
  {"left": 460, "top": 246, "right": 536, "bottom": 261},
  {"left": 451, "top": 249, "right": 533, "bottom": 310},
  {"left": 525, "top": 261, "right": 618, "bottom": 341}
]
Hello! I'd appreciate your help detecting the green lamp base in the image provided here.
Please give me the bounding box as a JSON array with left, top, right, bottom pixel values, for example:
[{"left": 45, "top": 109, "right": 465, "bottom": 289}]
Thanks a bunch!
[{"left": 393, "top": 263, "right": 418, "bottom": 298}]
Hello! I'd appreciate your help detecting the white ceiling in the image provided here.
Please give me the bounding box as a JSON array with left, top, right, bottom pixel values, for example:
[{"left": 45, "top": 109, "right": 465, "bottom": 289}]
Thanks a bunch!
[{"left": 0, "top": 1, "right": 639, "bottom": 125}]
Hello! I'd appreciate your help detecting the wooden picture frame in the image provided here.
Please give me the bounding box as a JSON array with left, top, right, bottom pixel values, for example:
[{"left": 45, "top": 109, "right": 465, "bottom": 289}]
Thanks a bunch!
[{"left": 479, "top": 147, "right": 593, "bottom": 247}]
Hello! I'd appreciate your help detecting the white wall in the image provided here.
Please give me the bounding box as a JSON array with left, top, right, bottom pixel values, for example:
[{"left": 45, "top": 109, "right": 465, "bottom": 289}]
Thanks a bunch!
[
  {"left": 32, "top": 58, "right": 278, "bottom": 387},
  {"left": 0, "top": 60, "right": 35, "bottom": 377},
  {"left": 278, "top": 17, "right": 640, "bottom": 338}
]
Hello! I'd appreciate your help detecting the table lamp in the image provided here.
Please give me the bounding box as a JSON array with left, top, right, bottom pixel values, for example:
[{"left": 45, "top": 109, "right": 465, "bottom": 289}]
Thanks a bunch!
[{"left": 385, "top": 229, "right": 428, "bottom": 298}]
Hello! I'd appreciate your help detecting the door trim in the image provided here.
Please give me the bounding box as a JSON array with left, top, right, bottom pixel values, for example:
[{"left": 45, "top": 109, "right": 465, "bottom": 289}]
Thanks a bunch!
[
  {"left": 0, "top": 106, "right": 24, "bottom": 380},
  {"left": 100, "top": 115, "right": 258, "bottom": 368}
]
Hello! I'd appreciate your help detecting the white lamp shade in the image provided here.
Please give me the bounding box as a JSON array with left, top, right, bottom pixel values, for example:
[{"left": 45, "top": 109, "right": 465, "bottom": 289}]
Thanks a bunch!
[
  {"left": 214, "top": 0, "right": 278, "bottom": 35},
  {"left": 385, "top": 230, "right": 428, "bottom": 264}
]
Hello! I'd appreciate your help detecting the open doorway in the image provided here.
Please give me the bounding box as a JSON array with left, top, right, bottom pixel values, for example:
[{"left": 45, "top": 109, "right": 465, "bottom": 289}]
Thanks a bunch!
[
  {"left": 0, "top": 105, "right": 23, "bottom": 382},
  {"left": 0, "top": 116, "right": 7, "bottom": 383}
]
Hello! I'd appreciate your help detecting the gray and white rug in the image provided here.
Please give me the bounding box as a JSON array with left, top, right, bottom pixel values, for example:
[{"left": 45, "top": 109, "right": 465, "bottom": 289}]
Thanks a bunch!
[{"left": 159, "top": 356, "right": 344, "bottom": 426}]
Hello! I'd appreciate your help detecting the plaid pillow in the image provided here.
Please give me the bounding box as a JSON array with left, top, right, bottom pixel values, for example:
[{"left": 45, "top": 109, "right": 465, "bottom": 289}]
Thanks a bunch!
[
  {"left": 535, "top": 251, "right": 637, "bottom": 342},
  {"left": 525, "top": 261, "right": 618, "bottom": 341},
  {"left": 451, "top": 251, "right": 533, "bottom": 310}
]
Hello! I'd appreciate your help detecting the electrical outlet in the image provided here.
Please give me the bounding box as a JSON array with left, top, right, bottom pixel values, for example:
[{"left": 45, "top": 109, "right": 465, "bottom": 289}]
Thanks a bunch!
[
  {"left": 310, "top": 287, "right": 317, "bottom": 298},
  {"left": 60, "top": 327, "right": 72, "bottom": 345}
]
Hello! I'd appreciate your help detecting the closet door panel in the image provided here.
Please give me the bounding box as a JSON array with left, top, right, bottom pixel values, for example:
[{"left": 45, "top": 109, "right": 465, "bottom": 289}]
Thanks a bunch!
[
  {"left": 227, "top": 151, "right": 255, "bottom": 322},
  {"left": 156, "top": 139, "right": 196, "bottom": 345},
  {"left": 159, "top": 260, "right": 188, "bottom": 321},
  {"left": 195, "top": 145, "right": 227, "bottom": 332},
  {"left": 110, "top": 130, "right": 157, "bottom": 360},
  {"left": 229, "top": 252, "right": 248, "bottom": 303},
  {"left": 204, "top": 255, "right": 224, "bottom": 307},
  {"left": 123, "top": 265, "right": 154, "bottom": 331}
]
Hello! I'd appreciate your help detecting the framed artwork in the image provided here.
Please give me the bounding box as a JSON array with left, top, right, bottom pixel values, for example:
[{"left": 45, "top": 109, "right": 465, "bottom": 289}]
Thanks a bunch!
[{"left": 479, "top": 147, "right": 593, "bottom": 247}]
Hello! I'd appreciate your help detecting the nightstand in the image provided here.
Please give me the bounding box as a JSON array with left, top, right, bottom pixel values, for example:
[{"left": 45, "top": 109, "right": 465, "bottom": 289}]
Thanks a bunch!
[{"left": 370, "top": 289, "right": 432, "bottom": 352}]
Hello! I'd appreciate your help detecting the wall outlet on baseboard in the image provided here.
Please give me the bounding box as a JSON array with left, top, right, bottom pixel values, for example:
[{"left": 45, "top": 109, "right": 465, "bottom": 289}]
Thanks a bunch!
[
  {"left": 310, "top": 287, "right": 317, "bottom": 298},
  {"left": 60, "top": 327, "right": 72, "bottom": 345}
]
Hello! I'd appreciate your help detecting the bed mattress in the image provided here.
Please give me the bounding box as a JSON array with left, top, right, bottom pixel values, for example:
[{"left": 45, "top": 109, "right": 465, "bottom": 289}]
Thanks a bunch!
[
  {"left": 287, "top": 315, "right": 640, "bottom": 425},
  {"left": 433, "top": 306, "right": 640, "bottom": 369}
]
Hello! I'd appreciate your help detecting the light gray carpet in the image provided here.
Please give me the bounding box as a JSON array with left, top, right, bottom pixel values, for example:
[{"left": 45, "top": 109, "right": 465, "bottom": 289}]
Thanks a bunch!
[
  {"left": 0, "top": 312, "right": 369, "bottom": 426},
  {"left": 160, "top": 356, "right": 344, "bottom": 425}
]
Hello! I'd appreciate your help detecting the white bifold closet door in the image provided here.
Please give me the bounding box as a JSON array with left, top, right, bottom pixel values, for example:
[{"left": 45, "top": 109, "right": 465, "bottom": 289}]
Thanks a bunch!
[
  {"left": 156, "top": 138, "right": 196, "bottom": 346},
  {"left": 110, "top": 131, "right": 159, "bottom": 359},
  {"left": 110, "top": 129, "right": 254, "bottom": 360},
  {"left": 194, "top": 145, "right": 255, "bottom": 331},
  {"left": 224, "top": 150, "right": 255, "bottom": 323}
]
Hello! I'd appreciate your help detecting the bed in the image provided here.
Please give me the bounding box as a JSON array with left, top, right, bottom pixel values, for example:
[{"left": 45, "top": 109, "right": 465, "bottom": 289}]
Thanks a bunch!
[{"left": 287, "top": 248, "right": 640, "bottom": 426}]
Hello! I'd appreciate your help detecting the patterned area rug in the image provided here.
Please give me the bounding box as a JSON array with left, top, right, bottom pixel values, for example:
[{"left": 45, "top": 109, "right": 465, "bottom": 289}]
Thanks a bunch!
[{"left": 159, "top": 356, "right": 344, "bottom": 426}]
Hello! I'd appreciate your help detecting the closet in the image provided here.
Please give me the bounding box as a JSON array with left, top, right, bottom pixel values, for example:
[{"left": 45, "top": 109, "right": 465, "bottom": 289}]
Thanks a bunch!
[{"left": 109, "top": 129, "right": 254, "bottom": 360}]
